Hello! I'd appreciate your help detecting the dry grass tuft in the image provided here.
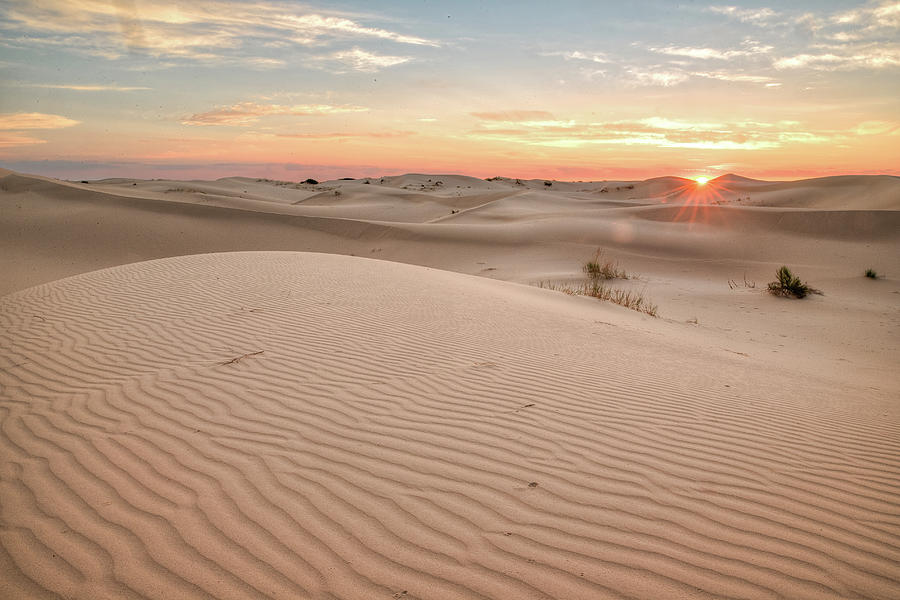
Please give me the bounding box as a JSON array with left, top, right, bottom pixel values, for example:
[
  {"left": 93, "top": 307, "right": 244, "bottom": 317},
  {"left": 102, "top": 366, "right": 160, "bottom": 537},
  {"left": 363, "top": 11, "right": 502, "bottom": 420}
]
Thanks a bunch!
[
  {"left": 728, "top": 272, "right": 756, "bottom": 289},
  {"left": 538, "top": 249, "right": 658, "bottom": 317},
  {"left": 583, "top": 249, "right": 627, "bottom": 280}
]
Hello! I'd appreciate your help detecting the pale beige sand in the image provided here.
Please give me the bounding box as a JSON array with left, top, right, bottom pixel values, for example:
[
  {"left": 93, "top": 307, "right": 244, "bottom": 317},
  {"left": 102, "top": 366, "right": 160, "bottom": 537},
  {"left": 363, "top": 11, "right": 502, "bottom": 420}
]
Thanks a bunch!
[
  {"left": 2, "top": 251, "right": 899, "bottom": 600},
  {"left": 1, "top": 169, "right": 899, "bottom": 599},
  {"left": 2, "top": 169, "right": 898, "bottom": 378}
]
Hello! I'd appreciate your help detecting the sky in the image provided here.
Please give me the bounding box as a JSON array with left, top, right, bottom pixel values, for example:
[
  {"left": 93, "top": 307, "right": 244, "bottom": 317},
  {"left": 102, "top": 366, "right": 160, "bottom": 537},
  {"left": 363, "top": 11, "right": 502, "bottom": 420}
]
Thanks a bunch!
[{"left": 1, "top": 0, "right": 898, "bottom": 181}]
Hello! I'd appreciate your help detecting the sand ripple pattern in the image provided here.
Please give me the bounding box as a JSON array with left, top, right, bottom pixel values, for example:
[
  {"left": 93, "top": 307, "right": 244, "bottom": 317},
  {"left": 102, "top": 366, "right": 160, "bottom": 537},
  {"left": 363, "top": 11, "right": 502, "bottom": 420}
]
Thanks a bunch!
[{"left": 1, "top": 252, "right": 898, "bottom": 600}]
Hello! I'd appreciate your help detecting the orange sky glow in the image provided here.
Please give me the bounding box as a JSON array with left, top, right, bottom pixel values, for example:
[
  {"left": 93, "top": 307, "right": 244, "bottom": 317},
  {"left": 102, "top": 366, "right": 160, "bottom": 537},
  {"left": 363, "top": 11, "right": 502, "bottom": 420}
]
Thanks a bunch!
[{"left": 1, "top": 0, "right": 898, "bottom": 181}]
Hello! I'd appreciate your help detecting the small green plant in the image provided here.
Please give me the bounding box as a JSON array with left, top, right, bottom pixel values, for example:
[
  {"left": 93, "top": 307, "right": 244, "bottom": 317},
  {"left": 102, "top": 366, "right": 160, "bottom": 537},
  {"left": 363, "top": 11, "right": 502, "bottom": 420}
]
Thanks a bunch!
[
  {"left": 865, "top": 268, "right": 879, "bottom": 279},
  {"left": 767, "top": 266, "right": 819, "bottom": 298}
]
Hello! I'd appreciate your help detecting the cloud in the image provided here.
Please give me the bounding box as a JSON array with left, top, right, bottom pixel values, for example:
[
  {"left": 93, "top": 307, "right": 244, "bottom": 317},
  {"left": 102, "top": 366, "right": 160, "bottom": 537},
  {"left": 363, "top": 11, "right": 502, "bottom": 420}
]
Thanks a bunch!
[
  {"left": 795, "top": 1, "right": 900, "bottom": 44},
  {"left": 283, "top": 14, "right": 437, "bottom": 47},
  {"left": 0, "top": 0, "right": 438, "bottom": 66},
  {"left": 0, "top": 133, "right": 48, "bottom": 147},
  {"left": 691, "top": 70, "right": 775, "bottom": 84},
  {"left": 650, "top": 38, "right": 773, "bottom": 64},
  {"left": 471, "top": 111, "right": 556, "bottom": 122},
  {"left": 561, "top": 50, "right": 610, "bottom": 64},
  {"left": 0, "top": 112, "right": 79, "bottom": 147},
  {"left": 761, "top": 3, "right": 900, "bottom": 71},
  {"left": 652, "top": 46, "right": 752, "bottom": 60},
  {"left": 242, "top": 57, "right": 288, "bottom": 69},
  {"left": 774, "top": 47, "right": 900, "bottom": 70},
  {"left": 0, "top": 112, "right": 80, "bottom": 129},
  {"left": 625, "top": 68, "right": 691, "bottom": 87},
  {"left": 635, "top": 117, "right": 725, "bottom": 131},
  {"left": 708, "top": 6, "right": 778, "bottom": 23},
  {"left": 854, "top": 120, "right": 899, "bottom": 135},
  {"left": 15, "top": 83, "right": 151, "bottom": 91},
  {"left": 182, "top": 102, "right": 368, "bottom": 126},
  {"left": 558, "top": 40, "right": 775, "bottom": 88},
  {"left": 466, "top": 116, "right": 836, "bottom": 152},
  {"left": 274, "top": 131, "right": 415, "bottom": 139},
  {"left": 830, "top": 1, "right": 900, "bottom": 29},
  {"left": 331, "top": 48, "right": 411, "bottom": 72},
  {"left": 470, "top": 112, "right": 575, "bottom": 131}
]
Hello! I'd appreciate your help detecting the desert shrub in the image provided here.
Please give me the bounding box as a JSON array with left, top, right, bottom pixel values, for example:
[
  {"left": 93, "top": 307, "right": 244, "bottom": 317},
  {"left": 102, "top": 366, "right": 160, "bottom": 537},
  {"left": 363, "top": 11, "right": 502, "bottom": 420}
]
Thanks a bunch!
[
  {"left": 302, "top": 178, "right": 318, "bottom": 185},
  {"left": 865, "top": 268, "right": 879, "bottom": 279},
  {"left": 767, "top": 266, "right": 818, "bottom": 298}
]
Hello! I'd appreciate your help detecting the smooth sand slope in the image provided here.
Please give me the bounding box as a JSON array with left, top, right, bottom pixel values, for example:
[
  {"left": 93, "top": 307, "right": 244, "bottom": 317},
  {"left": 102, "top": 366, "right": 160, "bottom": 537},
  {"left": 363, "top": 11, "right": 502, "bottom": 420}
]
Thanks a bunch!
[{"left": 2, "top": 252, "right": 899, "bottom": 600}]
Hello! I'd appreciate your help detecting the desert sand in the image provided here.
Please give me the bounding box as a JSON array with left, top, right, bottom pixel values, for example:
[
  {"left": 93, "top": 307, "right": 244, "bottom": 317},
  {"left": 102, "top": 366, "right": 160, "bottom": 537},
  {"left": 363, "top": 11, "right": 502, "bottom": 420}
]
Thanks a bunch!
[{"left": 1, "top": 169, "right": 899, "bottom": 599}]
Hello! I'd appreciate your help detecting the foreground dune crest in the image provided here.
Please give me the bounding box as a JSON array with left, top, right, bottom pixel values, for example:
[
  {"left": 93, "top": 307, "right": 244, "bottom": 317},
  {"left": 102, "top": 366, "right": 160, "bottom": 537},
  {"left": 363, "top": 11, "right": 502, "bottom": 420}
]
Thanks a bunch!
[{"left": 1, "top": 252, "right": 898, "bottom": 600}]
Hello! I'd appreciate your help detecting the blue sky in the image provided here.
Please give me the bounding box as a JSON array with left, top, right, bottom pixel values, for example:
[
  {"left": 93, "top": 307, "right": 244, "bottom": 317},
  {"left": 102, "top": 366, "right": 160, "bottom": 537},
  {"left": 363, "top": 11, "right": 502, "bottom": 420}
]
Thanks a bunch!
[{"left": 1, "top": 1, "right": 898, "bottom": 180}]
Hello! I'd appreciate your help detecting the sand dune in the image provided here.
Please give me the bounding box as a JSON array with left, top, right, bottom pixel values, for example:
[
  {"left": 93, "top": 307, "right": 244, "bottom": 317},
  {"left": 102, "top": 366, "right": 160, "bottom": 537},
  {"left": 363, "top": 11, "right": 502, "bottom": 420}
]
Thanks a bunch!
[
  {"left": 2, "top": 169, "right": 899, "bottom": 598},
  {"left": 2, "top": 252, "right": 899, "bottom": 600},
  {"left": 3, "top": 169, "right": 898, "bottom": 296}
]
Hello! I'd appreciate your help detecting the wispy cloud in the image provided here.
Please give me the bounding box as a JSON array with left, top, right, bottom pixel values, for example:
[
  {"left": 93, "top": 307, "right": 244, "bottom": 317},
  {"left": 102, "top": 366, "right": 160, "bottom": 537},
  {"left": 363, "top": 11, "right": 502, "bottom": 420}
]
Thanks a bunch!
[
  {"left": 274, "top": 131, "right": 415, "bottom": 139},
  {"left": 283, "top": 14, "right": 437, "bottom": 47},
  {"left": 635, "top": 117, "right": 725, "bottom": 131},
  {"left": 691, "top": 70, "right": 775, "bottom": 84},
  {"left": 182, "top": 102, "right": 368, "bottom": 126},
  {"left": 0, "top": 133, "right": 48, "bottom": 147},
  {"left": 794, "top": 0, "right": 900, "bottom": 43},
  {"left": 471, "top": 111, "right": 556, "bottom": 121},
  {"left": 14, "top": 83, "right": 151, "bottom": 91},
  {"left": 786, "top": 1, "right": 900, "bottom": 70},
  {"left": 624, "top": 68, "right": 691, "bottom": 87},
  {"left": 854, "top": 120, "right": 899, "bottom": 135},
  {"left": 651, "top": 40, "right": 772, "bottom": 60},
  {"left": 774, "top": 46, "right": 900, "bottom": 70},
  {"left": 708, "top": 6, "right": 778, "bottom": 23},
  {"left": 0, "top": 0, "right": 438, "bottom": 65},
  {"left": 556, "top": 40, "right": 776, "bottom": 88},
  {"left": 467, "top": 116, "right": 836, "bottom": 151},
  {"left": 470, "top": 112, "right": 575, "bottom": 130},
  {"left": 0, "top": 112, "right": 80, "bottom": 129},
  {"left": 557, "top": 50, "right": 611, "bottom": 64},
  {"left": 331, "top": 48, "right": 411, "bottom": 72},
  {"left": 0, "top": 112, "right": 79, "bottom": 147},
  {"left": 828, "top": 1, "right": 900, "bottom": 31},
  {"left": 652, "top": 46, "right": 749, "bottom": 60}
]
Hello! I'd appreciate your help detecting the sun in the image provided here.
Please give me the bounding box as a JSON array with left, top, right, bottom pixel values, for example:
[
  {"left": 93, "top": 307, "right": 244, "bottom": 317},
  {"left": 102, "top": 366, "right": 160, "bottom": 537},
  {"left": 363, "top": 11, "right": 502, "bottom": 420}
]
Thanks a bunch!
[{"left": 694, "top": 176, "right": 710, "bottom": 185}]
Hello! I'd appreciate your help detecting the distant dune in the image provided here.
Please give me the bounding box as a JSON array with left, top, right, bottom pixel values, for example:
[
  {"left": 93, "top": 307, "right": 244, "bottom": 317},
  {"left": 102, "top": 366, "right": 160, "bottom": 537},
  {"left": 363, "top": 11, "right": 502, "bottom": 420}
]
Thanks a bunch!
[{"left": 2, "top": 170, "right": 899, "bottom": 599}]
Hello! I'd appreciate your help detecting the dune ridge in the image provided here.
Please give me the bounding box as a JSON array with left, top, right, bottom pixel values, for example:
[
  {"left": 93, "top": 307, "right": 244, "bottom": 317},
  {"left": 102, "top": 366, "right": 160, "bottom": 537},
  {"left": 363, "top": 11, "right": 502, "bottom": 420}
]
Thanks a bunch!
[{"left": 2, "top": 252, "right": 899, "bottom": 599}]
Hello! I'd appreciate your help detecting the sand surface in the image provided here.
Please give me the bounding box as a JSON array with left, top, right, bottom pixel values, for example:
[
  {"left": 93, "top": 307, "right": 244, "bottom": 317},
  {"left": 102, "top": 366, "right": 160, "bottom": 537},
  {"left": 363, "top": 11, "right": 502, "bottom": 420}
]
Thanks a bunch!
[{"left": 1, "top": 170, "right": 899, "bottom": 599}]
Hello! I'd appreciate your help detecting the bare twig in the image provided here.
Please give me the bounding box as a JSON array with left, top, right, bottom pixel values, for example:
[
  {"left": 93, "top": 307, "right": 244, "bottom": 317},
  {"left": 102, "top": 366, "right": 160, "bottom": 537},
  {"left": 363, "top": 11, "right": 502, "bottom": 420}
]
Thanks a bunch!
[{"left": 219, "top": 350, "right": 264, "bottom": 366}]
